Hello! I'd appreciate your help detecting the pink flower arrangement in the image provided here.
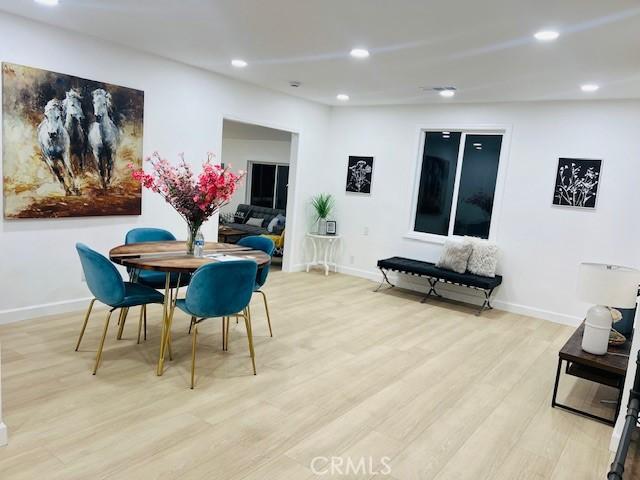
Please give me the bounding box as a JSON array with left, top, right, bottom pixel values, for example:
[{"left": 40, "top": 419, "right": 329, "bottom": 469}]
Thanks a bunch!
[{"left": 130, "top": 152, "right": 244, "bottom": 253}]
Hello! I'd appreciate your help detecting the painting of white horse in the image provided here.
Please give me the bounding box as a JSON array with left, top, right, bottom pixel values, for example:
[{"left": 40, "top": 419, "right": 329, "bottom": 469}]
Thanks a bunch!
[{"left": 2, "top": 63, "right": 143, "bottom": 219}]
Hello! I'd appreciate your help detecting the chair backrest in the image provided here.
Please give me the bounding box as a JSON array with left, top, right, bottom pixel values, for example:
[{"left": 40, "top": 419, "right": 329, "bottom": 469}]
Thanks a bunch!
[
  {"left": 125, "top": 228, "right": 176, "bottom": 244},
  {"left": 237, "top": 235, "right": 275, "bottom": 287},
  {"left": 76, "top": 243, "right": 125, "bottom": 307},
  {"left": 185, "top": 260, "right": 258, "bottom": 318}
]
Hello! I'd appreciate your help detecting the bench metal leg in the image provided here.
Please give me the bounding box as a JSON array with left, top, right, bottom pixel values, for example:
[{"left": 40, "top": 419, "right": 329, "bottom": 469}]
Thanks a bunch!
[
  {"left": 421, "top": 278, "right": 442, "bottom": 303},
  {"left": 476, "top": 288, "right": 495, "bottom": 316},
  {"left": 374, "top": 268, "right": 396, "bottom": 292}
]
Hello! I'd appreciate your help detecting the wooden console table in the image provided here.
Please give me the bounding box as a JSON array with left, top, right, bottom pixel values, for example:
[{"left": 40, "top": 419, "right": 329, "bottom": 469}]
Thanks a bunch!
[{"left": 551, "top": 322, "right": 631, "bottom": 426}]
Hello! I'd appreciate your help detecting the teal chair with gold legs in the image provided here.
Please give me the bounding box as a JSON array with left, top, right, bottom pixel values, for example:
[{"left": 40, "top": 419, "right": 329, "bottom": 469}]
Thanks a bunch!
[
  {"left": 236, "top": 236, "right": 275, "bottom": 336},
  {"left": 75, "top": 243, "right": 164, "bottom": 374},
  {"left": 175, "top": 260, "right": 257, "bottom": 389},
  {"left": 117, "top": 228, "right": 190, "bottom": 341}
]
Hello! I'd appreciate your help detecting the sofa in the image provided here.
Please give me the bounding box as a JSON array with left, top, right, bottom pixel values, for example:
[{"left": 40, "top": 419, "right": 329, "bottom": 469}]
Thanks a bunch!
[{"left": 223, "top": 204, "right": 286, "bottom": 255}]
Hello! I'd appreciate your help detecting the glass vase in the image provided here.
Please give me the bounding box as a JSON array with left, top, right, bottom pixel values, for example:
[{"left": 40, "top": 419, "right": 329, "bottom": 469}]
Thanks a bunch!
[{"left": 186, "top": 223, "right": 201, "bottom": 255}]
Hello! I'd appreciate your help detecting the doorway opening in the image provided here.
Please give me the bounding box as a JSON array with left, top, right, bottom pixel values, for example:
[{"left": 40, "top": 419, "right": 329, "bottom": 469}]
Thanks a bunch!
[{"left": 219, "top": 119, "right": 297, "bottom": 272}]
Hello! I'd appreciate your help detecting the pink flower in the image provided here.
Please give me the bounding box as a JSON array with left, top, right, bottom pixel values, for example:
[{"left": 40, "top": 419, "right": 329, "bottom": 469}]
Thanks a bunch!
[{"left": 130, "top": 151, "right": 245, "bottom": 225}]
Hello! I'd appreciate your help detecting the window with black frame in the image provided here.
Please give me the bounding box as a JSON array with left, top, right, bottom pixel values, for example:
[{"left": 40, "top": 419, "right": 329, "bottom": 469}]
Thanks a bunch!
[
  {"left": 413, "top": 130, "right": 503, "bottom": 239},
  {"left": 249, "top": 162, "right": 289, "bottom": 210}
]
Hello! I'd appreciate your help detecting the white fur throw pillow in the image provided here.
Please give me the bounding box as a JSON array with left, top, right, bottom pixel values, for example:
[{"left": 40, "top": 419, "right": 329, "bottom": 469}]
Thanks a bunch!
[
  {"left": 466, "top": 237, "right": 499, "bottom": 277},
  {"left": 436, "top": 239, "right": 473, "bottom": 274}
]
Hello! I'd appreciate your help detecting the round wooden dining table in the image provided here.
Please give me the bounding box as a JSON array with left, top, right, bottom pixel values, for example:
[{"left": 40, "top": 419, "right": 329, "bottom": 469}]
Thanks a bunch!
[{"left": 109, "top": 241, "right": 270, "bottom": 376}]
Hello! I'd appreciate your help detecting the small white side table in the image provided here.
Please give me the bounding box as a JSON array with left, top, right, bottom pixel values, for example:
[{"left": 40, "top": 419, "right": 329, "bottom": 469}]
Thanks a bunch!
[{"left": 306, "top": 233, "right": 341, "bottom": 276}]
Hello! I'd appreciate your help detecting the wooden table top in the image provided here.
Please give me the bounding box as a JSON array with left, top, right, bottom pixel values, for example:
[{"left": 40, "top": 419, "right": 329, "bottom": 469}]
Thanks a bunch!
[
  {"left": 559, "top": 322, "right": 632, "bottom": 376},
  {"left": 109, "top": 241, "right": 271, "bottom": 274}
]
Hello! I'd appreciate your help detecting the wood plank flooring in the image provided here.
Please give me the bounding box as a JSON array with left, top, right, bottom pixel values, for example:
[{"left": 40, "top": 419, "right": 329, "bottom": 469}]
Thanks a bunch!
[{"left": 0, "top": 271, "right": 635, "bottom": 479}]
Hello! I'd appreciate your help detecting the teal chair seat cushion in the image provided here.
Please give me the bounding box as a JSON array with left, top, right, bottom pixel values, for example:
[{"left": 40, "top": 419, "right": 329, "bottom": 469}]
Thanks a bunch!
[
  {"left": 116, "top": 282, "right": 165, "bottom": 308},
  {"left": 175, "top": 298, "right": 193, "bottom": 317},
  {"left": 137, "top": 270, "right": 190, "bottom": 289}
]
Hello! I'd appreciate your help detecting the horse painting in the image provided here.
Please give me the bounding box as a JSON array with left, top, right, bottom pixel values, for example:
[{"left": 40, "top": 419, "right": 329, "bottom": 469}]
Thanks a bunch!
[
  {"left": 89, "top": 89, "right": 120, "bottom": 189},
  {"left": 37, "top": 99, "right": 79, "bottom": 196},
  {"left": 2, "top": 62, "right": 143, "bottom": 219},
  {"left": 62, "top": 88, "right": 87, "bottom": 172}
]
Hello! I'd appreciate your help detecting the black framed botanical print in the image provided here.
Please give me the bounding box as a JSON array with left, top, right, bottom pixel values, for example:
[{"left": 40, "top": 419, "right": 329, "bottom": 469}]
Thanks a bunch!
[
  {"left": 552, "top": 158, "right": 602, "bottom": 209},
  {"left": 346, "top": 156, "right": 374, "bottom": 194}
]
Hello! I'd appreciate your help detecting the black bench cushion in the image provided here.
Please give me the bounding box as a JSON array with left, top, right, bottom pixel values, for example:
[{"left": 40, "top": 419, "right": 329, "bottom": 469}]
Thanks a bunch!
[{"left": 377, "top": 256, "right": 502, "bottom": 290}]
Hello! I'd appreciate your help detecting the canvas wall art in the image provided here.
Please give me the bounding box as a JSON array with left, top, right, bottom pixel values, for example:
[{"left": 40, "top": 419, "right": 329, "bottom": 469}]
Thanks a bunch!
[
  {"left": 2, "top": 63, "right": 144, "bottom": 218},
  {"left": 345, "top": 156, "right": 374, "bottom": 194},
  {"left": 552, "top": 157, "right": 601, "bottom": 209}
]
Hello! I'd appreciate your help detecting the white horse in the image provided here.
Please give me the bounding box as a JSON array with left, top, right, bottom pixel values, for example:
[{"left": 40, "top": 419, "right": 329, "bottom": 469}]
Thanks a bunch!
[
  {"left": 88, "top": 89, "right": 120, "bottom": 189},
  {"left": 62, "top": 88, "right": 87, "bottom": 172},
  {"left": 37, "top": 99, "right": 79, "bottom": 195}
]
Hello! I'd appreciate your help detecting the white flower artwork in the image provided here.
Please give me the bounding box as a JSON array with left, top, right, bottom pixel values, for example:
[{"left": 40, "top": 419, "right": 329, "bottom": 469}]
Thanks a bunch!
[
  {"left": 346, "top": 156, "right": 374, "bottom": 194},
  {"left": 552, "top": 158, "right": 602, "bottom": 209}
]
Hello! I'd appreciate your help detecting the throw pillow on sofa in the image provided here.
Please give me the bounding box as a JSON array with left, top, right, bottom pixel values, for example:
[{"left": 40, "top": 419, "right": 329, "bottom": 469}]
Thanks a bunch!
[
  {"left": 245, "top": 217, "right": 264, "bottom": 227},
  {"left": 466, "top": 237, "right": 499, "bottom": 278},
  {"left": 436, "top": 238, "right": 473, "bottom": 274},
  {"left": 267, "top": 213, "right": 286, "bottom": 233}
]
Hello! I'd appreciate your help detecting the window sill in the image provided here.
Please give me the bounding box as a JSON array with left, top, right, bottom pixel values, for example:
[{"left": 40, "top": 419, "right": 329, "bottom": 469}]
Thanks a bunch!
[{"left": 403, "top": 231, "right": 447, "bottom": 245}]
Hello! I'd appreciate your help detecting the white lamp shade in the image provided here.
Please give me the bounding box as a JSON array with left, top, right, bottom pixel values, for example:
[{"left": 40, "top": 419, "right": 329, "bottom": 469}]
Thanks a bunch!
[{"left": 578, "top": 263, "right": 640, "bottom": 308}]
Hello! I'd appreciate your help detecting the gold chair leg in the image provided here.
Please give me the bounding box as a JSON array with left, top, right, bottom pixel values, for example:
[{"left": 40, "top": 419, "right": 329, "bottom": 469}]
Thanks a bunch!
[
  {"left": 116, "top": 307, "right": 130, "bottom": 340},
  {"left": 75, "top": 298, "right": 96, "bottom": 351},
  {"left": 167, "top": 330, "right": 173, "bottom": 361},
  {"left": 221, "top": 317, "right": 226, "bottom": 350},
  {"left": 143, "top": 305, "right": 147, "bottom": 341},
  {"left": 137, "top": 305, "right": 144, "bottom": 344},
  {"left": 243, "top": 313, "right": 257, "bottom": 375},
  {"left": 257, "top": 290, "right": 273, "bottom": 337},
  {"left": 93, "top": 309, "right": 114, "bottom": 375},
  {"left": 191, "top": 324, "right": 198, "bottom": 389},
  {"left": 225, "top": 316, "right": 231, "bottom": 351},
  {"left": 188, "top": 316, "right": 195, "bottom": 335}
]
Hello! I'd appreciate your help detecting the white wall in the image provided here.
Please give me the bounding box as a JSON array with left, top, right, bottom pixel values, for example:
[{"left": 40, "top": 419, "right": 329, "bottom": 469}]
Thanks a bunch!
[
  {"left": 325, "top": 101, "right": 640, "bottom": 324},
  {"left": 0, "top": 12, "right": 330, "bottom": 322},
  {"left": 220, "top": 138, "right": 291, "bottom": 213}
]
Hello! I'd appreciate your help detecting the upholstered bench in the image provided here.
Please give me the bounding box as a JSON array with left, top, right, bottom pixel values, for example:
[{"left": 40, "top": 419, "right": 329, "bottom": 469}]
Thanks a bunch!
[{"left": 376, "top": 256, "right": 503, "bottom": 315}]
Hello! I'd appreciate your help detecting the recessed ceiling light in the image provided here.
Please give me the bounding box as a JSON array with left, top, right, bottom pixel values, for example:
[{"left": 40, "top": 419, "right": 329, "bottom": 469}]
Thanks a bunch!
[
  {"left": 231, "top": 59, "right": 248, "bottom": 68},
  {"left": 534, "top": 30, "right": 559, "bottom": 41},
  {"left": 336, "top": 94, "right": 350, "bottom": 101},
  {"left": 350, "top": 48, "right": 370, "bottom": 59},
  {"left": 581, "top": 84, "right": 599, "bottom": 92},
  {"left": 442, "top": 131, "right": 450, "bottom": 135},
  {"left": 439, "top": 89, "right": 455, "bottom": 98},
  {"left": 35, "top": 0, "right": 59, "bottom": 5},
  {"left": 473, "top": 143, "right": 482, "bottom": 146}
]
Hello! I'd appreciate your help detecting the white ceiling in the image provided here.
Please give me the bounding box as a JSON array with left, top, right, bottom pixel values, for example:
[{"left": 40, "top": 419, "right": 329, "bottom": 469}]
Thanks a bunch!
[
  {"left": 2, "top": 0, "right": 639, "bottom": 106},
  {"left": 222, "top": 120, "right": 291, "bottom": 142}
]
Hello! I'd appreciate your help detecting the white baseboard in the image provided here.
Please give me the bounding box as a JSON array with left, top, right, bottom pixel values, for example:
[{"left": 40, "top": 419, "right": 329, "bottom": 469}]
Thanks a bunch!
[
  {"left": 0, "top": 422, "right": 6, "bottom": 447},
  {"left": 0, "top": 296, "right": 97, "bottom": 325},
  {"left": 0, "top": 264, "right": 581, "bottom": 328}
]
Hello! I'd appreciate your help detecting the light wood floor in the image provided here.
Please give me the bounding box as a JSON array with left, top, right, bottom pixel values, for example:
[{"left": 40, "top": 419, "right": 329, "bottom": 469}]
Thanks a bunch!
[{"left": 0, "top": 271, "right": 636, "bottom": 479}]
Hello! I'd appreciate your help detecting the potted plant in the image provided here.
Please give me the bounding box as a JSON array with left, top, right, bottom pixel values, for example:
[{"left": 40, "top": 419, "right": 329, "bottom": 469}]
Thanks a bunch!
[
  {"left": 130, "top": 152, "right": 244, "bottom": 254},
  {"left": 311, "top": 193, "right": 334, "bottom": 234}
]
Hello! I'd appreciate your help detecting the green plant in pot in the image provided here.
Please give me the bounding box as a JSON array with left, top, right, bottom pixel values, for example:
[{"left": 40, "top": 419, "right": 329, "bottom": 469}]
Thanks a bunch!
[{"left": 311, "top": 193, "right": 334, "bottom": 234}]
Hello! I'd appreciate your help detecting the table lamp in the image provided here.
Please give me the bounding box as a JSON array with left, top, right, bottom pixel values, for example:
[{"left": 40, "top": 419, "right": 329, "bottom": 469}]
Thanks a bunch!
[{"left": 578, "top": 263, "right": 640, "bottom": 355}]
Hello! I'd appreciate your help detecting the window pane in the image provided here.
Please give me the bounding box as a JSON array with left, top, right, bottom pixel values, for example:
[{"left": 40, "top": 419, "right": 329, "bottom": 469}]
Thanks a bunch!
[
  {"left": 250, "top": 163, "right": 276, "bottom": 208},
  {"left": 452, "top": 134, "right": 502, "bottom": 239},
  {"left": 414, "top": 132, "right": 462, "bottom": 235},
  {"left": 275, "top": 165, "right": 289, "bottom": 210}
]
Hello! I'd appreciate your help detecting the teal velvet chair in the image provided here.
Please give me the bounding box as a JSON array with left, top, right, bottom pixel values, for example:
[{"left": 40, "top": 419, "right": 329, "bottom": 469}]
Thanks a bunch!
[
  {"left": 125, "top": 228, "right": 190, "bottom": 289},
  {"left": 175, "top": 260, "right": 257, "bottom": 388},
  {"left": 237, "top": 236, "right": 275, "bottom": 336},
  {"left": 75, "top": 243, "right": 164, "bottom": 374}
]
